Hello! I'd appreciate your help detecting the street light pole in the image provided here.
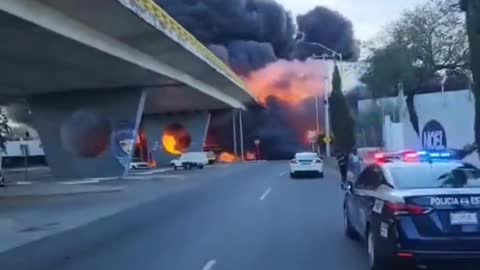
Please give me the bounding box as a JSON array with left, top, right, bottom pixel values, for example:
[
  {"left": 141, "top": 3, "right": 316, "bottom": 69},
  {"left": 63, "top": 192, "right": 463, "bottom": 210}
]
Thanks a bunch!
[
  {"left": 232, "top": 110, "right": 237, "bottom": 157},
  {"left": 304, "top": 41, "right": 342, "bottom": 158},
  {"left": 314, "top": 95, "right": 320, "bottom": 154},
  {"left": 324, "top": 75, "right": 332, "bottom": 157},
  {"left": 239, "top": 110, "right": 245, "bottom": 161}
]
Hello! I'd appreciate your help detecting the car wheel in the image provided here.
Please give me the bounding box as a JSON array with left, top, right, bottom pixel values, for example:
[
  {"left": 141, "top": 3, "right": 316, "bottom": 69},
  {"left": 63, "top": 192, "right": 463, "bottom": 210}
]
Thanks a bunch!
[
  {"left": 318, "top": 172, "right": 324, "bottom": 178},
  {"left": 290, "top": 172, "right": 296, "bottom": 179},
  {"left": 367, "top": 229, "right": 389, "bottom": 270},
  {"left": 198, "top": 164, "right": 204, "bottom": 169},
  {"left": 344, "top": 206, "right": 359, "bottom": 240}
]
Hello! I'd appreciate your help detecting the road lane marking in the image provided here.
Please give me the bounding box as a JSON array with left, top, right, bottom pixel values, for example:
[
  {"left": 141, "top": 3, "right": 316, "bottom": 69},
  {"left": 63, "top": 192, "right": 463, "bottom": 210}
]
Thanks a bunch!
[
  {"left": 260, "top": 187, "right": 272, "bottom": 201},
  {"left": 202, "top": 260, "right": 217, "bottom": 270},
  {"left": 279, "top": 171, "right": 287, "bottom": 176}
]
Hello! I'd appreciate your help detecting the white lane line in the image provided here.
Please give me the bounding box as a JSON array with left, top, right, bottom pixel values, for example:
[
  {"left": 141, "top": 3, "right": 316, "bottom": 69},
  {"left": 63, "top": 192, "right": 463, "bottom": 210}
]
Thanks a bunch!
[
  {"left": 260, "top": 187, "right": 272, "bottom": 201},
  {"left": 279, "top": 171, "right": 287, "bottom": 177},
  {"left": 202, "top": 260, "right": 217, "bottom": 270}
]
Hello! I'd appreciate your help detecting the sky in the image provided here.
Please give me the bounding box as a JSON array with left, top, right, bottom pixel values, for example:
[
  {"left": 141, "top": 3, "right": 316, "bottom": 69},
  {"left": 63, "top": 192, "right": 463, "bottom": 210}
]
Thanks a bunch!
[{"left": 277, "top": 0, "right": 427, "bottom": 41}]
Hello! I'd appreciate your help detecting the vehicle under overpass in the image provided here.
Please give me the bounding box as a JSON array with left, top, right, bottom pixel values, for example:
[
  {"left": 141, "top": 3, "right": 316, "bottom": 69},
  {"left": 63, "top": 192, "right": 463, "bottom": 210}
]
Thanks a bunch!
[{"left": 0, "top": 0, "right": 257, "bottom": 179}]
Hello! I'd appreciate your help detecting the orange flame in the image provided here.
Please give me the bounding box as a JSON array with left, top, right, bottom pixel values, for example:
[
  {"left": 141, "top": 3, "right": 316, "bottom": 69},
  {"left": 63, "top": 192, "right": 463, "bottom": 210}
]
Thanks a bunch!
[
  {"left": 219, "top": 152, "right": 236, "bottom": 163},
  {"left": 162, "top": 134, "right": 182, "bottom": 155},
  {"left": 244, "top": 59, "right": 329, "bottom": 106}
]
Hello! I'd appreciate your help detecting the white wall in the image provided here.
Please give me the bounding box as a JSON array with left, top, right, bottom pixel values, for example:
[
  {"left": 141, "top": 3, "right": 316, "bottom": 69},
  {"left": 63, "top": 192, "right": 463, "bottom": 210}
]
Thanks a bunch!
[{"left": 361, "top": 89, "right": 478, "bottom": 165}]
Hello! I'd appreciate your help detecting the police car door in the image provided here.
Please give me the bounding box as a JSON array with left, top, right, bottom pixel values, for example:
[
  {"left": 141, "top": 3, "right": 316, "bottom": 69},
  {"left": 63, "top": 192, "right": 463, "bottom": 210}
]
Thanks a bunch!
[
  {"left": 354, "top": 165, "right": 384, "bottom": 236},
  {"left": 351, "top": 165, "right": 374, "bottom": 234}
]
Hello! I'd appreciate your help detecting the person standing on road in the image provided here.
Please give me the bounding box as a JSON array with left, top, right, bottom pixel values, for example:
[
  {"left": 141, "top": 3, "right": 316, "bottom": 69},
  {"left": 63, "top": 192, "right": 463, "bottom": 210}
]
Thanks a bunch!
[
  {"left": 0, "top": 172, "right": 5, "bottom": 187},
  {"left": 350, "top": 149, "right": 362, "bottom": 179},
  {"left": 337, "top": 152, "right": 349, "bottom": 183}
]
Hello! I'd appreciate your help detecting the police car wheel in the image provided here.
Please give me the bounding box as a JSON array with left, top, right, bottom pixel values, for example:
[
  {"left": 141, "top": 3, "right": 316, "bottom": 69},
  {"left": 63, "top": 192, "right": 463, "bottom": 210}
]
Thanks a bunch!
[
  {"left": 367, "top": 230, "right": 389, "bottom": 270},
  {"left": 344, "top": 207, "right": 358, "bottom": 240}
]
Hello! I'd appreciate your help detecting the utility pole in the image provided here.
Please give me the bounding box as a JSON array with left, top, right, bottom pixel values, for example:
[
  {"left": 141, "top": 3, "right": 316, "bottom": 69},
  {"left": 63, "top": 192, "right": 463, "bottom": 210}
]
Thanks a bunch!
[
  {"left": 302, "top": 39, "right": 343, "bottom": 157},
  {"left": 232, "top": 110, "right": 237, "bottom": 157},
  {"left": 239, "top": 110, "right": 245, "bottom": 161},
  {"left": 324, "top": 75, "right": 332, "bottom": 157},
  {"left": 315, "top": 96, "right": 320, "bottom": 153}
]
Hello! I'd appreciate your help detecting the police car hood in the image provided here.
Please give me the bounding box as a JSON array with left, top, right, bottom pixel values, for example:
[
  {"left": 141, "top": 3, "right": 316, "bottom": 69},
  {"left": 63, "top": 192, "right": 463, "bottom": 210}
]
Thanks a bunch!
[{"left": 391, "top": 188, "right": 480, "bottom": 198}]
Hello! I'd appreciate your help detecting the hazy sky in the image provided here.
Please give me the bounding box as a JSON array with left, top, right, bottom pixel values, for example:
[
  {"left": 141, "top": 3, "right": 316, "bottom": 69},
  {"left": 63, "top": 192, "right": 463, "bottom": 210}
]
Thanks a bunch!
[{"left": 277, "top": 0, "right": 427, "bottom": 41}]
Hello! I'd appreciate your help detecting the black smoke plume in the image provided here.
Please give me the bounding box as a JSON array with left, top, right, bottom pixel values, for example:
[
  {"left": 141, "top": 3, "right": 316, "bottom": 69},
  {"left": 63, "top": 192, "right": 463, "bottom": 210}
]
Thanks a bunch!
[
  {"left": 155, "top": 0, "right": 295, "bottom": 73},
  {"left": 295, "top": 7, "right": 360, "bottom": 61},
  {"left": 155, "top": 1, "right": 359, "bottom": 158}
]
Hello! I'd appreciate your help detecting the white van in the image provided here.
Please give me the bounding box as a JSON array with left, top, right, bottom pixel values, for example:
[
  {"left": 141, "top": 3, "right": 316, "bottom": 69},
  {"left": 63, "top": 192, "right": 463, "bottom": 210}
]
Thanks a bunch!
[
  {"left": 170, "top": 152, "right": 209, "bottom": 170},
  {"left": 206, "top": 151, "right": 216, "bottom": 164}
]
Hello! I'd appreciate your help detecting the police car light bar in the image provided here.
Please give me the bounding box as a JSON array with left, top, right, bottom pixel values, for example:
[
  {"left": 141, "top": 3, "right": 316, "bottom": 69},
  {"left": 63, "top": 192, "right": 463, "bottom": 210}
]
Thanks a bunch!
[
  {"left": 418, "top": 150, "right": 453, "bottom": 161},
  {"left": 373, "top": 150, "right": 454, "bottom": 163}
]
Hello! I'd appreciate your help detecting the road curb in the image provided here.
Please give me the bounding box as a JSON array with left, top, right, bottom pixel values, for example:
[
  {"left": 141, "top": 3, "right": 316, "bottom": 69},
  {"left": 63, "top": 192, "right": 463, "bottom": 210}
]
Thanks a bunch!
[{"left": 0, "top": 186, "right": 125, "bottom": 201}]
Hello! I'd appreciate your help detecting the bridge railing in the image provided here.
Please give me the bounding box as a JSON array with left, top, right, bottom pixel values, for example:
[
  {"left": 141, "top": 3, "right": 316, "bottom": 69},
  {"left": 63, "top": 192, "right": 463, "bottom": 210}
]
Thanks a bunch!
[{"left": 117, "top": 0, "right": 247, "bottom": 91}]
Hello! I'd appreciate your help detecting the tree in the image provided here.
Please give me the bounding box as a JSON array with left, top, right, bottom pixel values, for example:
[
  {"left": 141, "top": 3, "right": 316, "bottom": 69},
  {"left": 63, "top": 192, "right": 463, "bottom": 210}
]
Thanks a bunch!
[
  {"left": 392, "top": 0, "right": 469, "bottom": 72},
  {"left": 362, "top": 0, "right": 470, "bottom": 98},
  {"left": 362, "top": 0, "right": 471, "bottom": 136},
  {"left": 0, "top": 109, "right": 11, "bottom": 153},
  {"left": 362, "top": 44, "right": 418, "bottom": 98},
  {"left": 329, "top": 64, "right": 355, "bottom": 153},
  {"left": 461, "top": 0, "right": 480, "bottom": 156}
]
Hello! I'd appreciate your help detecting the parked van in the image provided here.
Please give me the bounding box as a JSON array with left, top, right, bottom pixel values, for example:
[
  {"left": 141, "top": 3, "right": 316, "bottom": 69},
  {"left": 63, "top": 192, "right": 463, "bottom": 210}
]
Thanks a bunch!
[
  {"left": 170, "top": 152, "right": 209, "bottom": 170},
  {"left": 206, "top": 151, "right": 216, "bottom": 164}
]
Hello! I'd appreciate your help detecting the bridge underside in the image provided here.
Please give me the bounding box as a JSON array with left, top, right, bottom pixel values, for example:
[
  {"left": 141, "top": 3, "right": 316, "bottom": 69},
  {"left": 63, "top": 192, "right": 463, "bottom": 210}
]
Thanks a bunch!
[{"left": 0, "top": 0, "right": 255, "bottom": 179}]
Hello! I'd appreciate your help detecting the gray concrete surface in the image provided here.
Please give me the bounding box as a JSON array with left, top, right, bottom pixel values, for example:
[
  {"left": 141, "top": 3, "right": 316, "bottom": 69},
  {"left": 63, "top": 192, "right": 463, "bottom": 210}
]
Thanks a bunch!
[
  {"left": 0, "top": 183, "right": 124, "bottom": 200},
  {"left": 0, "top": 0, "right": 254, "bottom": 108},
  {"left": 0, "top": 162, "right": 372, "bottom": 270},
  {"left": 28, "top": 89, "right": 145, "bottom": 180}
]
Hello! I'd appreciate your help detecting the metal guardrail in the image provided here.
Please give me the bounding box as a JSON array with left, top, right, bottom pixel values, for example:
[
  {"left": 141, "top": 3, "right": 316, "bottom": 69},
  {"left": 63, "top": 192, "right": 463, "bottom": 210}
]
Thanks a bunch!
[{"left": 117, "top": 0, "right": 247, "bottom": 90}]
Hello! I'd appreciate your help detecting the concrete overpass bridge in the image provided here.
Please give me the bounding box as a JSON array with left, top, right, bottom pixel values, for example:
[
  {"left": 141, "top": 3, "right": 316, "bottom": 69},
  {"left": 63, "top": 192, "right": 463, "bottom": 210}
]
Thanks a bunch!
[{"left": 0, "top": 0, "right": 256, "bottom": 179}]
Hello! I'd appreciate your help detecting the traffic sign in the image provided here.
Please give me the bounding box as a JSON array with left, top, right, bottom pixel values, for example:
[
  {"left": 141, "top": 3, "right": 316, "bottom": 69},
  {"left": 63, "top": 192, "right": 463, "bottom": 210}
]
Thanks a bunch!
[{"left": 323, "top": 136, "right": 332, "bottom": 144}]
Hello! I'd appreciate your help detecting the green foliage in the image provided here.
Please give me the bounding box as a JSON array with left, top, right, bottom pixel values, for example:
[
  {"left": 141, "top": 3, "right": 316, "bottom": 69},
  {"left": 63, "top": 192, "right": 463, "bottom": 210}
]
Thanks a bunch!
[
  {"left": 329, "top": 64, "right": 355, "bottom": 152},
  {"left": 463, "top": 0, "right": 480, "bottom": 154},
  {"left": 362, "top": 0, "right": 469, "bottom": 98},
  {"left": 362, "top": 44, "right": 418, "bottom": 97},
  {"left": 0, "top": 109, "right": 11, "bottom": 153}
]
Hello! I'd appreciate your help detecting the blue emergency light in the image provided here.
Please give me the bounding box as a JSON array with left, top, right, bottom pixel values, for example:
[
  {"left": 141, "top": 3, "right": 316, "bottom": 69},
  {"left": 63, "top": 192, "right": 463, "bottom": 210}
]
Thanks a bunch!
[
  {"left": 373, "top": 150, "right": 455, "bottom": 163},
  {"left": 418, "top": 150, "right": 453, "bottom": 161}
]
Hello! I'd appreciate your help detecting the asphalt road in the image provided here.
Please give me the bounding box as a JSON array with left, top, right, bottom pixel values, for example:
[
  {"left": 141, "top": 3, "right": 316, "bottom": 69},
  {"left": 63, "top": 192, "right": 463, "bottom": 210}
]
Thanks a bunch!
[{"left": 52, "top": 162, "right": 369, "bottom": 270}]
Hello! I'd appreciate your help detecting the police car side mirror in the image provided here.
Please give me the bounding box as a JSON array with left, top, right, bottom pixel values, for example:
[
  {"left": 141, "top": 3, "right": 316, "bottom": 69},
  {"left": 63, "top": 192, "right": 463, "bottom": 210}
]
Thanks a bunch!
[{"left": 341, "top": 182, "right": 353, "bottom": 191}]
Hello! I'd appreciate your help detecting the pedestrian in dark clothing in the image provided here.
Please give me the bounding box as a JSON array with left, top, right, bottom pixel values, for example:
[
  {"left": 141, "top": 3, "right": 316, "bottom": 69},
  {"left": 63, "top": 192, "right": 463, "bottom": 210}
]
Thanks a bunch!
[
  {"left": 337, "top": 153, "right": 349, "bottom": 183},
  {"left": 0, "top": 172, "right": 5, "bottom": 188}
]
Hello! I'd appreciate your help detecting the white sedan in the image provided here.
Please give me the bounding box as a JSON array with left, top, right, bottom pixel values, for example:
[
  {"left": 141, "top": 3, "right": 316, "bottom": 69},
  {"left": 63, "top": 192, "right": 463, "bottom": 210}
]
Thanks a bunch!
[{"left": 290, "top": 152, "right": 324, "bottom": 178}]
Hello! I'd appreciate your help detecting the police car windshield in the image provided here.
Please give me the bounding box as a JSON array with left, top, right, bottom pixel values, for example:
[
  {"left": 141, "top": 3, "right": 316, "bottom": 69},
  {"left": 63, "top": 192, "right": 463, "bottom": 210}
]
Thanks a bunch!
[{"left": 390, "top": 164, "right": 480, "bottom": 189}]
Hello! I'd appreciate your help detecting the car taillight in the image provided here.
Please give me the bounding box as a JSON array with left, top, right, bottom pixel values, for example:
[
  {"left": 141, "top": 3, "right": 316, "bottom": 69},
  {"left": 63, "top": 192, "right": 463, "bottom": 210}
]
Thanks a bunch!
[
  {"left": 290, "top": 159, "right": 297, "bottom": 164},
  {"left": 385, "top": 202, "right": 432, "bottom": 216},
  {"left": 314, "top": 159, "right": 322, "bottom": 163}
]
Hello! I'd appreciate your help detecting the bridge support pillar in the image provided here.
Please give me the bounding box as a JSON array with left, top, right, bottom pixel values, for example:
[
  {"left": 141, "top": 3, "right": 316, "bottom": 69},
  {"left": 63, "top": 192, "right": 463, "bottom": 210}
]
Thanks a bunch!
[
  {"left": 143, "top": 112, "right": 211, "bottom": 166},
  {"left": 28, "top": 89, "right": 146, "bottom": 180}
]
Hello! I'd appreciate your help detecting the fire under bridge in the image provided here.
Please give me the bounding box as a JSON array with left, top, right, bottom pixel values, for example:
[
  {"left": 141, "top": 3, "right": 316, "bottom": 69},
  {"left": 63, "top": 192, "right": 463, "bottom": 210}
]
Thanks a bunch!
[{"left": 0, "top": 0, "right": 257, "bottom": 179}]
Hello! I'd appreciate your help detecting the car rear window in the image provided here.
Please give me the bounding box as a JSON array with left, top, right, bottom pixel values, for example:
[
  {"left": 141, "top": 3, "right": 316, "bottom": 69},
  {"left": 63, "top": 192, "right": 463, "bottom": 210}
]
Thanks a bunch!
[
  {"left": 296, "top": 154, "right": 317, "bottom": 160},
  {"left": 390, "top": 164, "right": 480, "bottom": 189}
]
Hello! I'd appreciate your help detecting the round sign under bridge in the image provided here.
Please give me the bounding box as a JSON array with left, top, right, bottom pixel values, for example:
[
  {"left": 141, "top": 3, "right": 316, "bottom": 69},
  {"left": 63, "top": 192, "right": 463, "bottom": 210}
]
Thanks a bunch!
[{"left": 421, "top": 120, "right": 447, "bottom": 151}]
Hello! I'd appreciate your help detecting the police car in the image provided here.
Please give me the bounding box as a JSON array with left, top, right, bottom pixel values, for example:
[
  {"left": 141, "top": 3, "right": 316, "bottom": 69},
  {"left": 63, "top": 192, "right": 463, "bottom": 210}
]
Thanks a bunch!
[{"left": 342, "top": 150, "right": 480, "bottom": 269}]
